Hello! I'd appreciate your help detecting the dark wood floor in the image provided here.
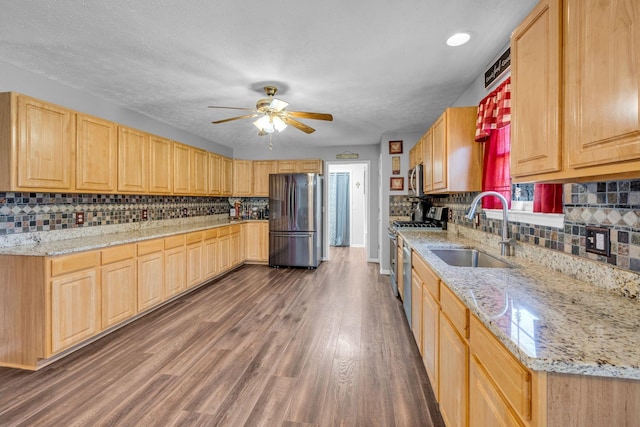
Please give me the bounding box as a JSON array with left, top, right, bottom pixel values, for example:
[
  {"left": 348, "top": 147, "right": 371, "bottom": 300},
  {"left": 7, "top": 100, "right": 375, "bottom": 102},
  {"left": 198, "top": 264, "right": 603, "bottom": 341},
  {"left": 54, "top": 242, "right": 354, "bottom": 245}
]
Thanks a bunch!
[{"left": 0, "top": 247, "right": 443, "bottom": 427}]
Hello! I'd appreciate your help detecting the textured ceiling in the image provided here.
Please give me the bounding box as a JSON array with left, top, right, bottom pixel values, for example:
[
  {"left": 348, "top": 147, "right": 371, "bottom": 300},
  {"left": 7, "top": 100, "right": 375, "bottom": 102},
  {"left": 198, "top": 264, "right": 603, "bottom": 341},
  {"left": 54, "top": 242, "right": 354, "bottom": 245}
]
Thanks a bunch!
[{"left": 0, "top": 0, "right": 537, "bottom": 150}]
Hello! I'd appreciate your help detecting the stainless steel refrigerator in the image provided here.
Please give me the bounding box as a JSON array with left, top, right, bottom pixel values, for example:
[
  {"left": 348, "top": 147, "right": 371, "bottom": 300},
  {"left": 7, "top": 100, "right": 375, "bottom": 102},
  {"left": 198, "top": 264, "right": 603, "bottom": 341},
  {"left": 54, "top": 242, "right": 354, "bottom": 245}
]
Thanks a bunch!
[{"left": 269, "top": 173, "right": 323, "bottom": 268}]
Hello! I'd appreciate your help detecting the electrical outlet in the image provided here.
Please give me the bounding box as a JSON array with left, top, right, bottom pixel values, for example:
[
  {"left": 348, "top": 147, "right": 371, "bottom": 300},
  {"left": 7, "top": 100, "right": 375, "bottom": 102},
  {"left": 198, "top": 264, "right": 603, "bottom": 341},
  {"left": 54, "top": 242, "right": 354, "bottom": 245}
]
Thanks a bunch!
[
  {"left": 182, "top": 207, "right": 188, "bottom": 216},
  {"left": 75, "top": 212, "right": 85, "bottom": 225},
  {"left": 586, "top": 226, "right": 610, "bottom": 256},
  {"left": 141, "top": 209, "right": 148, "bottom": 220}
]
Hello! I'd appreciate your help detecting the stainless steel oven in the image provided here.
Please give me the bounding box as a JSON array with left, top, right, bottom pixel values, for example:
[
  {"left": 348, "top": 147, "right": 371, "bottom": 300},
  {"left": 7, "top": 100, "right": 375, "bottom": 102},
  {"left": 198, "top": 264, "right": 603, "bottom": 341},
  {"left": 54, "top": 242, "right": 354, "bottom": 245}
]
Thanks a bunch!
[{"left": 387, "top": 227, "right": 398, "bottom": 296}]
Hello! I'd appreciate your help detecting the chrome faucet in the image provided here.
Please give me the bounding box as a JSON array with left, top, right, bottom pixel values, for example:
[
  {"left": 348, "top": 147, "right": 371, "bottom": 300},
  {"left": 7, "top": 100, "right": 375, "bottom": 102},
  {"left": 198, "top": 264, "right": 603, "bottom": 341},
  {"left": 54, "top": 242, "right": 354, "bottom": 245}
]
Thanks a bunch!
[{"left": 466, "top": 191, "right": 515, "bottom": 256}]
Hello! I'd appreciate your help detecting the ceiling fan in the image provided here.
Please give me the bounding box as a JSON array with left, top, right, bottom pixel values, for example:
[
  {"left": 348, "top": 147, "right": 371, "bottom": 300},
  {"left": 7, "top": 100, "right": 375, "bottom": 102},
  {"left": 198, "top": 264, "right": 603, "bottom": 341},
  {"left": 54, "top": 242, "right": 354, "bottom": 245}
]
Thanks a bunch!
[{"left": 209, "top": 85, "right": 333, "bottom": 136}]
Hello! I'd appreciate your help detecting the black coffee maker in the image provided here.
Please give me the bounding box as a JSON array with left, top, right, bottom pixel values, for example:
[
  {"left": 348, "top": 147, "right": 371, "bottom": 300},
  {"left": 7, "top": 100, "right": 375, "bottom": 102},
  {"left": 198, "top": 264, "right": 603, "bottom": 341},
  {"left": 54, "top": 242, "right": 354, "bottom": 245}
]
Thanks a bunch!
[{"left": 410, "top": 201, "right": 429, "bottom": 222}]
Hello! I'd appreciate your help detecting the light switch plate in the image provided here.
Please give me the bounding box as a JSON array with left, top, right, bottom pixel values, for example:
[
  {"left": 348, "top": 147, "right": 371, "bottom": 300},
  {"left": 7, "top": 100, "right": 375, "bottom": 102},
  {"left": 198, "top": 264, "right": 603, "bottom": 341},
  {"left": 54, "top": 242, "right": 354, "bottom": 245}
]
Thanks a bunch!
[{"left": 585, "top": 226, "right": 610, "bottom": 256}]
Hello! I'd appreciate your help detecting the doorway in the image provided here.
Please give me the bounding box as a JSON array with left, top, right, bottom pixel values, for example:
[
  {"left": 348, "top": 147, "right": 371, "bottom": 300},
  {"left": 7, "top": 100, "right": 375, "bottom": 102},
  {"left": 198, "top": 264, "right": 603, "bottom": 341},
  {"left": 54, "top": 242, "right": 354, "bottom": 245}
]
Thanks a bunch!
[{"left": 325, "top": 162, "right": 369, "bottom": 260}]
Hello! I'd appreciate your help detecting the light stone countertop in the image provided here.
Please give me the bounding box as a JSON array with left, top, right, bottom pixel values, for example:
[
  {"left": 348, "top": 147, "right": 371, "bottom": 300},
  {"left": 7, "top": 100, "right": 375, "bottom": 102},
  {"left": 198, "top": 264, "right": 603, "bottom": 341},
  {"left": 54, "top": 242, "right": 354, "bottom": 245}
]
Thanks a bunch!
[
  {"left": 0, "top": 218, "right": 269, "bottom": 257},
  {"left": 399, "top": 227, "right": 640, "bottom": 381}
]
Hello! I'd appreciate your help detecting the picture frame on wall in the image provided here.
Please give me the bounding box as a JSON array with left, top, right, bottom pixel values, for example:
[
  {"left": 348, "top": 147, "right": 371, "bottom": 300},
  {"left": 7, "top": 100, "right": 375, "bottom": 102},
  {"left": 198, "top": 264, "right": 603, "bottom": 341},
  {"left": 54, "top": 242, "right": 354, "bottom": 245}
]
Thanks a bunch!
[
  {"left": 390, "top": 177, "right": 404, "bottom": 191},
  {"left": 389, "top": 140, "right": 403, "bottom": 154},
  {"left": 391, "top": 156, "right": 401, "bottom": 175}
]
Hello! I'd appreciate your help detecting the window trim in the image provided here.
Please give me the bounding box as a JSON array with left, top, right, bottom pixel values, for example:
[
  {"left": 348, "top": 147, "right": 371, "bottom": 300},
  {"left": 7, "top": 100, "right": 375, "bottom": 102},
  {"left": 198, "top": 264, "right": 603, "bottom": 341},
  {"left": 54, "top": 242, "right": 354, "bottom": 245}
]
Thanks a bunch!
[{"left": 484, "top": 208, "right": 565, "bottom": 229}]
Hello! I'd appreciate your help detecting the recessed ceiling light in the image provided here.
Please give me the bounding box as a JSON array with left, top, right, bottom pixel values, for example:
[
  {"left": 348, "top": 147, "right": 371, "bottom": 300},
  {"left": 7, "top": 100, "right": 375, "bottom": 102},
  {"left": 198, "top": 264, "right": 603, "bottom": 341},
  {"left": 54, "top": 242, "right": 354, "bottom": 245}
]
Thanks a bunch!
[{"left": 446, "top": 32, "right": 471, "bottom": 47}]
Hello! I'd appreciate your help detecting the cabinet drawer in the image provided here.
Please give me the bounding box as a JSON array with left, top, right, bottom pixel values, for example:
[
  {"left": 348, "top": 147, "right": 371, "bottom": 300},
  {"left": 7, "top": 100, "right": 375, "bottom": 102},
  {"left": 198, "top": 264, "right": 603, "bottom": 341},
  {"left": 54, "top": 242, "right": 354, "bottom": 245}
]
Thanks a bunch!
[
  {"left": 101, "top": 244, "right": 135, "bottom": 265},
  {"left": 413, "top": 253, "right": 439, "bottom": 300},
  {"left": 229, "top": 224, "right": 241, "bottom": 234},
  {"left": 440, "top": 284, "right": 468, "bottom": 338},
  {"left": 50, "top": 252, "right": 100, "bottom": 277},
  {"left": 203, "top": 228, "right": 218, "bottom": 240},
  {"left": 217, "top": 226, "right": 230, "bottom": 237},
  {"left": 186, "top": 231, "right": 203, "bottom": 245},
  {"left": 471, "top": 315, "right": 532, "bottom": 421},
  {"left": 164, "top": 235, "right": 185, "bottom": 249},
  {"left": 137, "top": 239, "right": 164, "bottom": 256}
]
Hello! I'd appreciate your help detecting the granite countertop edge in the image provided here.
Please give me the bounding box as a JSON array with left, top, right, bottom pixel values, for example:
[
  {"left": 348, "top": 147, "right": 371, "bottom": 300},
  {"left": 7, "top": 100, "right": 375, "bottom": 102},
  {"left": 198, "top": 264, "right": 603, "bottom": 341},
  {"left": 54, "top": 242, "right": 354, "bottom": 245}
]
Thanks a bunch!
[
  {"left": 399, "top": 229, "right": 640, "bottom": 381},
  {"left": 0, "top": 219, "right": 269, "bottom": 257}
]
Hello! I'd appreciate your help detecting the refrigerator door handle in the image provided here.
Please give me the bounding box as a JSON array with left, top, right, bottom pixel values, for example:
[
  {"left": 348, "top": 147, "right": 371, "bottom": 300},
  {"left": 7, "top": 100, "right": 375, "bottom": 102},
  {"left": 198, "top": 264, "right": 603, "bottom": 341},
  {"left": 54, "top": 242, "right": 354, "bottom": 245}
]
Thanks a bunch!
[{"left": 270, "top": 232, "right": 313, "bottom": 238}]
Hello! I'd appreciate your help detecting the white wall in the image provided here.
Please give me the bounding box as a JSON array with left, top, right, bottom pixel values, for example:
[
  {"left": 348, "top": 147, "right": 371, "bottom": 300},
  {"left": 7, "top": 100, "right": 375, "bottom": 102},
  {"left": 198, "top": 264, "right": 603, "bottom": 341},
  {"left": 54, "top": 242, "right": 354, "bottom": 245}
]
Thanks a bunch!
[{"left": 378, "top": 131, "right": 423, "bottom": 273}]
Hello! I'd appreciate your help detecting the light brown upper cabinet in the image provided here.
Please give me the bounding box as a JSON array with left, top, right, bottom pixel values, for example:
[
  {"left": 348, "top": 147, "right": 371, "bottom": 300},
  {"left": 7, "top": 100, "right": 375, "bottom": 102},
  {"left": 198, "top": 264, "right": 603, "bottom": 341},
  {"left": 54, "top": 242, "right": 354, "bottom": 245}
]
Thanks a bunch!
[
  {"left": 222, "top": 156, "right": 233, "bottom": 196},
  {"left": 429, "top": 107, "right": 482, "bottom": 193},
  {"left": 233, "top": 159, "right": 252, "bottom": 196},
  {"left": 208, "top": 153, "right": 222, "bottom": 196},
  {"left": 253, "top": 160, "right": 278, "bottom": 196},
  {"left": 117, "top": 126, "right": 149, "bottom": 193},
  {"left": 0, "top": 93, "right": 76, "bottom": 191},
  {"left": 173, "top": 142, "right": 191, "bottom": 194},
  {"left": 410, "top": 138, "right": 424, "bottom": 169},
  {"left": 299, "top": 159, "right": 324, "bottom": 174},
  {"left": 191, "top": 148, "right": 208, "bottom": 195},
  {"left": 277, "top": 160, "right": 297, "bottom": 173},
  {"left": 76, "top": 113, "right": 117, "bottom": 192},
  {"left": 422, "top": 128, "right": 433, "bottom": 193},
  {"left": 148, "top": 135, "right": 173, "bottom": 194},
  {"left": 510, "top": 0, "right": 562, "bottom": 178},
  {"left": 511, "top": 0, "right": 640, "bottom": 183}
]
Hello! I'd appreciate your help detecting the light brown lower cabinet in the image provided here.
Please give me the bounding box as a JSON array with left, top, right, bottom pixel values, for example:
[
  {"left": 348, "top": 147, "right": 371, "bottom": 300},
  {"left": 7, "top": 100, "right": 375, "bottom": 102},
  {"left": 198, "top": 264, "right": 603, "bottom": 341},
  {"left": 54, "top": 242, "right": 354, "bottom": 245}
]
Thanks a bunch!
[
  {"left": 100, "top": 244, "right": 137, "bottom": 329},
  {"left": 50, "top": 255, "right": 101, "bottom": 355},
  {"left": 411, "top": 272, "right": 423, "bottom": 352},
  {"left": 0, "top": 224, "right": 250, "bottom": 370},
  {"left": 137, "top": 239, "right": 165, "bottom": 311},
  {"left": 245, "top": 222, "right": 269, "bottom": 263},
  {"left": 439, "top": 285, "right": 469, "bottom": 427}
]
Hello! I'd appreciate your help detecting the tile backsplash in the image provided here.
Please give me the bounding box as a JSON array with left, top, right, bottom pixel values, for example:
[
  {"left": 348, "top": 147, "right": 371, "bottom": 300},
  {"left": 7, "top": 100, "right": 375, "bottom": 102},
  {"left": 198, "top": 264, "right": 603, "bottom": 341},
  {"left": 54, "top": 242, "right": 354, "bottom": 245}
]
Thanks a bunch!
[
  {"left": 0, "top": 192, "right": 230, "bottom": 235},
  {"left": 420, "top": 179, "right": 640, "bottom": 274}
]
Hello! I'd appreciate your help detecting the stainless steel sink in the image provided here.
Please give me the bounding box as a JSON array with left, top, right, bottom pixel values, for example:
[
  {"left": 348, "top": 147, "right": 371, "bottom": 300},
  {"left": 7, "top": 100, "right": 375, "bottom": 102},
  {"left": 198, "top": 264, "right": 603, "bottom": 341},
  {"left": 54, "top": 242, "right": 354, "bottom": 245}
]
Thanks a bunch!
[{"left": 430, "top": 249, "right": 514, "bottom": 268}]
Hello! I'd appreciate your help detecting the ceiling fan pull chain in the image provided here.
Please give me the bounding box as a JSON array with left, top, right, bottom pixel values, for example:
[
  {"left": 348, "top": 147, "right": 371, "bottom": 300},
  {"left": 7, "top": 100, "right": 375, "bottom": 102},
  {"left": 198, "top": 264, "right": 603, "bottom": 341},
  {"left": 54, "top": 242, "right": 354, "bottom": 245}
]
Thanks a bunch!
[{"left": 269, "top": 134, "right": 273, "bottom": 151}]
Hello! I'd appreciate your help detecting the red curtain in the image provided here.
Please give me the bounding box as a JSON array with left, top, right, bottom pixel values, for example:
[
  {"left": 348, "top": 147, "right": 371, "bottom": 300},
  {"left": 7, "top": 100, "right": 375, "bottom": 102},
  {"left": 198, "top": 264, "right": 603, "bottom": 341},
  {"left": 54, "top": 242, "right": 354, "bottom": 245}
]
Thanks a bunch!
[
  {"left": 476, "top": 78, "right": 512, "bottom": 209},
  {"left": 475, "top": 77, "right": 562, "bottom": 213}
]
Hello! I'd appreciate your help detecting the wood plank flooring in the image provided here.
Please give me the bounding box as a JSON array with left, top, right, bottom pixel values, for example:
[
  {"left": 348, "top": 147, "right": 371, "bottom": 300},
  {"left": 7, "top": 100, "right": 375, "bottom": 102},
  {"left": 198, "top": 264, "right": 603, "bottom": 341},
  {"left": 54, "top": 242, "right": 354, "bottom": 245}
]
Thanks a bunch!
[{"left": 0, "top": 247, "right": 444, "bottom": 427}]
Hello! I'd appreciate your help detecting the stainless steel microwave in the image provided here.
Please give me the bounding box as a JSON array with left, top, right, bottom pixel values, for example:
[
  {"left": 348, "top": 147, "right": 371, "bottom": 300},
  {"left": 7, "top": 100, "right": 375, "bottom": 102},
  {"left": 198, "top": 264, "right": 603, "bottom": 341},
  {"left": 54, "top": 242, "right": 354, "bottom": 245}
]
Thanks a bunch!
[{"left": 408, "top": 164, "right": 425, "bottom": 197}]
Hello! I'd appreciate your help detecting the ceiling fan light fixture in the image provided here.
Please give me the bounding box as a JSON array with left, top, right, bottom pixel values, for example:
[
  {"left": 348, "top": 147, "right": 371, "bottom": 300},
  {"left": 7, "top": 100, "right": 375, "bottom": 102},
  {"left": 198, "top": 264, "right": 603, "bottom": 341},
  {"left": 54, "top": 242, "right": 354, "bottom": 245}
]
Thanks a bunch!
[
  {"left": 270, "top": 98, "right": 289, "bottom": 111},
  {"left": 272, "top": 115, "right": 287, "bottom": 132},
  {"left": 253, "top": 115, "right": 274, "bottom": 133},
  {"left": 446, "top": 32, "right": 471, "bottom": 47}
]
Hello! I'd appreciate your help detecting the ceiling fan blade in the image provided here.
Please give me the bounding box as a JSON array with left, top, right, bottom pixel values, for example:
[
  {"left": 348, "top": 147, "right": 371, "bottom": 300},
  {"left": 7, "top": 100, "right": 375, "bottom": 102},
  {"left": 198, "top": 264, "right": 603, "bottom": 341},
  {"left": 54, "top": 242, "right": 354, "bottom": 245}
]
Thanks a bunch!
[
  {"left": 281, "top": 116, "right": 316, "bottom": 134},
  {"left": 208, "top": 106, "right": 255, "bottom": 111},
  {"left": 212, "top": 113, "right": 259, "bottom": 124},
  {"left": 286, "top": 111, "right": 333, "bottom": 121}
]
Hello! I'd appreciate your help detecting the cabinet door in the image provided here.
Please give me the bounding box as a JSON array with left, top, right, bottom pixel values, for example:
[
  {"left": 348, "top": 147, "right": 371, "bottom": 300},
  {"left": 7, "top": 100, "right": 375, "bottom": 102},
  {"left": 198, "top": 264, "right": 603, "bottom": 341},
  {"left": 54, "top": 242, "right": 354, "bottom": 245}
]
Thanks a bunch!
[
  {"left": 186, "top": 242, "right": 204, "bottom": 288},
  {"left": 423, "top": 129, "right": 433, "bottom": 193},
  {"left": 222, "top": 157, "right": 233, "bottom": 196},
  {"left": 208, "top": 153, "right": 222, "bottom": 195},
  {"left": 218, "top": 232, "right": 231, "bottom": 272},
  {"left": 397, "top": 243, "right": 404, "bottom": 301},
  {"left": 17, "top": 95, "right": 75, "bottom": 190},
  {"left": 431, "top": 114, "right": 447, "bottom": 191},
  {"left": 245, "top": 222, "right": 269, "bottom": 262},
  {"left": 50, "top": 268, "right": 100, "bottom": 354},
  {"left": 233, "top": 159, "right": 252, "bottom": 196},
  {"left": 101, "top": 259, "right": 137, "bottom": 329},
  {"left": 203, "top": 234, "right": 219, "bottom": 279},
  {"left": 252, "top": 160, "right": 278, "bottom": 196},
  {"left": 76, "top": 114, "right": 117, "bottom": 192},
  {"left": 299, "top": 159, "right": 323, "bottom": 173},
  {"left": 422, "top": 286, "right": 439, "bottom": 399},
  {"left": 230, "top": 228, "right": 242, "bottom": 266},
  {"left": 411, "top": 272, "right": 423, "bottom": 352},
  {"left": 173, "top": 142, "right": 191, "bottom": 194},
  {"left": 511, "top": 0, "right": 562, "bottom": 177},
  {"left": 191, "top": 148, "right": 208, "bottom": 195},
  {"left": 469, "top": 356, "right": 524, "bottom": 427},
  {"left": 565, "top": 0, "right": 640, "bottom": 170},
  {"left": 165, "top": 246, "right": 186, "bottom": 298},
  {"left": 439, "top": 315, "right": 469, "bottom": 427},
  {"left": 117, "top": 126, "right": 148, "bottom": 193},
  {"left": 137, "top": 250, "right": 164, "bottom": 311},
  {"left": 277, "top": 160, "right": 298, "bottom": 173},
  {"left": 149, "top": 135, "right": 173, "bottom": 194}
]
